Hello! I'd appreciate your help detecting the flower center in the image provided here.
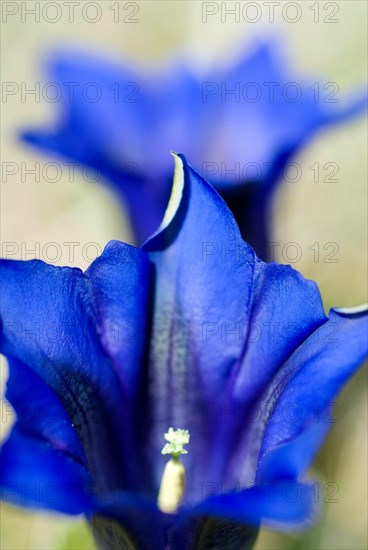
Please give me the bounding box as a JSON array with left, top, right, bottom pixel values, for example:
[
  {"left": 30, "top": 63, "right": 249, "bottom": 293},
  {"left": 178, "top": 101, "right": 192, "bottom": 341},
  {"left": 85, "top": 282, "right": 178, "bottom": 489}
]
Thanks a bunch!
[{"left": 157, "top": 427, "right": 190, "bottom": 514}]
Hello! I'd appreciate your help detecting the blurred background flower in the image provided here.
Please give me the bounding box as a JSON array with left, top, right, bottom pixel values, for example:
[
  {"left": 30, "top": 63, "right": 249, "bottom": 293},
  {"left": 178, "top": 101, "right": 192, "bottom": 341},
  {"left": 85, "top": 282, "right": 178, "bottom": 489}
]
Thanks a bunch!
[
  {"left": 19, "top": 39, "right": 366, "bottom": 259},
  {"left": 1, "top": 1, "right": 367, "bottom": 548}
]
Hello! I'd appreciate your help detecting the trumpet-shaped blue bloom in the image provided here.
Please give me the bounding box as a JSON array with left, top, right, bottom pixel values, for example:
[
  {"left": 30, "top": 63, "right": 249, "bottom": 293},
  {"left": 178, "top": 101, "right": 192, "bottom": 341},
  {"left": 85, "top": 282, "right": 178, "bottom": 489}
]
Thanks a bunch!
[
  {"left": 21, "top": 42, "right": 367, "bottom": 257},
  {"left": 1, "top": 155, "right": 367, "bottom": 549}
]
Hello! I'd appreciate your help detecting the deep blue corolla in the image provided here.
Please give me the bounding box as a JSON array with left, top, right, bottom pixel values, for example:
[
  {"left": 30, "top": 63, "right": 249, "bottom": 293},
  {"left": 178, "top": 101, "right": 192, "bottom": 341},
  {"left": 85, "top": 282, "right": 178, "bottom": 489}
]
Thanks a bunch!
[
  {"left": 21, "top": 42, "right": 367, "bottom": 257},
  {"left": 1, "top": 155, "right": 367, "bottom": 549}
]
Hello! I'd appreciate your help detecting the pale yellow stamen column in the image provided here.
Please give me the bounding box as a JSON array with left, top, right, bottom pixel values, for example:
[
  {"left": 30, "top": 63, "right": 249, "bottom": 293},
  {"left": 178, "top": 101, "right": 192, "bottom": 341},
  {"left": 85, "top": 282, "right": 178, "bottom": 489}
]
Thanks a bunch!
[{"left": 157, "top": 427, "right": 190, "bottom": 514}]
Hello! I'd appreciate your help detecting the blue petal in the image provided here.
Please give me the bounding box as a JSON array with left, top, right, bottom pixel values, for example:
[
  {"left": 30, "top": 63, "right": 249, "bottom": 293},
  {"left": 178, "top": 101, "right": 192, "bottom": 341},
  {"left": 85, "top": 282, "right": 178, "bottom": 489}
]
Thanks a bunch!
[
  {"left": 257, "top": 421, "right": 330, "bottom": 484},
  {"left": 223, "top": 262, "right": 327, "bottom": 487},
  {"left": 142, "top": 153, "right": 256, "bottom": 498},
  {"left": 0, "top": 243, "right": 150, "bottom": 493},
  {"left": 91, "top": 482, "right": 314, "bottom": 548},
  {"left": 257, "top": 306, "right": 368, "bottom": 481},
  {"left": 0, "top": 425, "right": 93, "bottom": 514},
  {"left": 144, "top": 153, "right": 255, "bottom": 392},
  {"left": 5, "top": 357, "right": 86, "bottom": 464},
  {"left": 233, "top": 262, "right": 326, "bottom": 402},
  {"left": 85, "top": 240, "right": 149, "bottom": 397},
  {"left": 141, "top": 154, "right": 331, "bottom": 499}
]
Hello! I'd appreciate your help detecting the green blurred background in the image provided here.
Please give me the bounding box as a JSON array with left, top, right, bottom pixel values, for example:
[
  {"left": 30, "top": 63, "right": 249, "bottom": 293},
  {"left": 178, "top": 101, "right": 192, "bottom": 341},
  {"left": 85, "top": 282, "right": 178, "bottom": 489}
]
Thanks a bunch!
[{"left": 1, "top": 1, "right": 367, "bottom": 548}]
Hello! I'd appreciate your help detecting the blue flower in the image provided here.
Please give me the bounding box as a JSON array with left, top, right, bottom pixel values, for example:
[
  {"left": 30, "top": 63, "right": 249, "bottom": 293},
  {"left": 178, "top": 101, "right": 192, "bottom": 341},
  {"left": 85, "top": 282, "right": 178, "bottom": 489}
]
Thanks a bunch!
[
  {"left": 21, "top": 42, "right": 367, "bottom": 258},
  {"left": 1, "top": 154, "right": 367, "bottom": 549}
]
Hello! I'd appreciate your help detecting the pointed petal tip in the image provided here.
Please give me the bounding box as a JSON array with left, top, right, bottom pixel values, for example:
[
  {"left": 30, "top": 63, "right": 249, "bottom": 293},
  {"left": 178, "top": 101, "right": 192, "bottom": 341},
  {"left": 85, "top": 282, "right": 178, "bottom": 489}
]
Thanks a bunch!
[
  {"left": 19, "top": 127, "right": 60, "bottom": 155},
  {"left": 332, "top": 303, "right": 368, "bottom": 317},
  {"left": 144, "top": 150, "right": 242, "bottom": 249},
  {"left": 19, "top": 128, "right": 39, "bottom": 144},
  {"left": 142, "top": 152, "right": 185, "bottom": 248}
]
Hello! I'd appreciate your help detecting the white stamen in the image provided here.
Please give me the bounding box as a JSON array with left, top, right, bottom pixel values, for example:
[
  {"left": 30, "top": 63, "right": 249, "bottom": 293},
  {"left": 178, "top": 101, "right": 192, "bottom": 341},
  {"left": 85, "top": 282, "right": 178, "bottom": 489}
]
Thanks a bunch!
[{"left": 157, "top": 428, "right": 190, "bottom": 514}]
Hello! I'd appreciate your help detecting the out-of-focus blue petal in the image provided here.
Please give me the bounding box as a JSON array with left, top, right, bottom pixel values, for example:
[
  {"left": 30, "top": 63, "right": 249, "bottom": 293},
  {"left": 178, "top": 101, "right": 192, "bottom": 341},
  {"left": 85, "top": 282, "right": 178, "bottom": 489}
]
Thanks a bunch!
[
  {"left": 41, "top": 49, "right": 201, "bottom": 178},
  {"left": 92, "top": 492, "right": 166, "bottom": 550},
  {"left": 20, "top": 50, "right": 143, "bottom": 173},
  {"left": 142, "top": 153, "right": 256, "bottom": 498},
  {"left": 0, "top": 245, "right": 150, "bottom": 493},
  {"left": 185, "top": 482, "right": 317, "bottom": 531},
  {"left": 20, "top": 50, "right": 202, "bottom": 243},
  {"left": 22, "top": 43, "right": 367, "bottom": 187},
  {"left": 257, "top": 307, "right": 368, "bottom": 481},
  {"left": 0, "top": 425, "right": 93, "bottom": 514},
  {"left": 209, "top": 41, "right": 367, "bottom": 181},
  {"left": 92, "top": 492, "right": 259, "bottom": 550},
  {"left": 20, "top": 42, "right": 367, "bottom": 255},
  {"left": 322, "top": 89, "right": 368, "bottom": 125},
  {"left": 171, "top": 516, "right": 258, "bottom": 550}
]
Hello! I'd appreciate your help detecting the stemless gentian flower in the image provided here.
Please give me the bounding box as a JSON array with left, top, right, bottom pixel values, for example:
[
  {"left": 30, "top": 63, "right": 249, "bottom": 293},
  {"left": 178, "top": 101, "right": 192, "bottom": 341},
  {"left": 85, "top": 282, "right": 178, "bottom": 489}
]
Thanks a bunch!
[
  {"left": 21, "top": 42, "right": 367, "bottom": 258},
  {"left": 1, "top": 155, "right": 367, "bottom": 549}
]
